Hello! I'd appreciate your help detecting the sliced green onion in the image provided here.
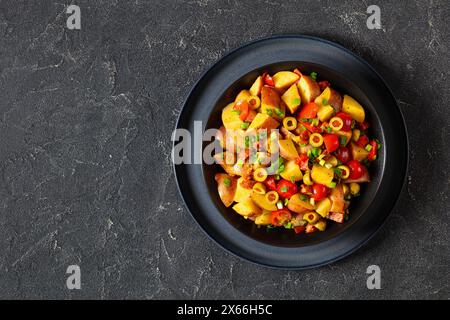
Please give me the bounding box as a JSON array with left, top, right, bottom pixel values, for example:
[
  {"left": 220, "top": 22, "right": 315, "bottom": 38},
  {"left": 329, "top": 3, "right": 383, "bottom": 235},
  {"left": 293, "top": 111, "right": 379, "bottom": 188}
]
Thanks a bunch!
[
  {"left": 339, "top": 136, "right": 347, "bottom": 145},
  {"left": 276, "top": 200, "right": 284, "bottom": 209},
  {"left": 241, "top": 122, "right": 250, "bottom": 130}
]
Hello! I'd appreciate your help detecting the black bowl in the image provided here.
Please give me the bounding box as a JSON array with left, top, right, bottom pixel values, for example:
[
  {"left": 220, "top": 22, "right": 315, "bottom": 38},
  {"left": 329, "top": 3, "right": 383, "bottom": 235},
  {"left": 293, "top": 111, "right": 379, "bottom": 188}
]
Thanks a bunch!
[{"left": 174, "top": 35, "right": 408, "bottom": 269}]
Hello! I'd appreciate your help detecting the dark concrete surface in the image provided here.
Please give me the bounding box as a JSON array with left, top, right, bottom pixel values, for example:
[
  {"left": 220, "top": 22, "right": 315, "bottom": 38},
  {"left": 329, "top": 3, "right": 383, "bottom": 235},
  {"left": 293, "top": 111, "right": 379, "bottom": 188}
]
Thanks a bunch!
[{"left": 0, "top": 0, "right": 448, "bottom": 299}]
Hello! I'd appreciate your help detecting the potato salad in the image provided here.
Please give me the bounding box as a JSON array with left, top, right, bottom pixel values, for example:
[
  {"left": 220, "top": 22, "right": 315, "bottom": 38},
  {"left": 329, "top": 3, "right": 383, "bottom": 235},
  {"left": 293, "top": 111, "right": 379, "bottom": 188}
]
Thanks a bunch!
[{"left": 214, "top": 69, "right": 381, "bottom": 234}]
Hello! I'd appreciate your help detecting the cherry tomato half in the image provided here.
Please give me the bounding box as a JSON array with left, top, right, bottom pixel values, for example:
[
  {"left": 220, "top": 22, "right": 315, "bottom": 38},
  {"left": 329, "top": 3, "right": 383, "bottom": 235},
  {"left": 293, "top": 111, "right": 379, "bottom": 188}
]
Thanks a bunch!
[
  {"left": 302, "top": 122, "right": 323, "bottom": 133},
  {"left": 335, "top": 146, "right": 350, "bottom": 164},
  {"left": 234, "top": 100, "right": 249, "bottom": 121},
  {"left": 323, "top": 134, "right": 340, "bottom": 153},
  {"left": 355, "top": 135, "right": 369, "bottom": 148},
  {"left": 298, "top": 102, "right": 319, "bottom": 119},
  {"left": 263, "top": 176, "right": 278, "bottom": 191},
  {"left": 336, "top": 112, "right": 353, "bottom": 132},
  {"left": 358, "top": 121, "right": 370, "bottom": 131},
  {"left": 318, "top": 80, "right": 330, "bottom": 91},
  {"left": 312, "top": 183, "right": 329, "bottom": 201},
  {"left": 271, "top": 209, "right": 292, "bottom": 227},
  {"left": 294, "top": 226, "right": 306, "bottom": 234},
  {"left": 263, "top": 73, "right": 275, "bottom": 87},
  {"left": 348, "top": 160, "right": 365, "bottom": 179},
  {"left": 367, "top": 140, "right": 378, "bottom": 161},
  {"left": 276, "top": 179, "right": 298, "bottom": 199}
]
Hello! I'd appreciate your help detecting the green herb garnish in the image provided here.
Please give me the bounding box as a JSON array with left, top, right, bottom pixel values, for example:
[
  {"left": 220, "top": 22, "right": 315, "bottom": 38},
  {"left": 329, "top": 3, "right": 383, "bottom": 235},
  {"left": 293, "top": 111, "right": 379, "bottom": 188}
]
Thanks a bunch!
[
  {"left": 310, "top": 72, "right": 318, "bottom": 80},
  {"left": 293, "top": 98, "right": 301, "bottom": 105},
  {"left": 365, "top": 144, "right": 372, "bottom": 151},
  {"left": 244, "top": 136, "right": 250, "bottom": 148},
  {"left": 300, "top": 194, "right": 308, "bottom": 201},
  {"left": 280, "top": 186, "right": 288, "bottom": 193},
  {"left": 232, "top": 110, "right": 241, "bottom": 115},
  {"left": 241, "top": 122, "right": 249, "bottom": 130},
  {"left": 275, "top": 108, "right": 285, "bottom": 118},
  {"left": 284, "top": 222, "right": 293, "bottom": 229},
  {"left": 223, "top": 178, "right": 231, "bottom": 187},
  {"left": 322, "top": 98, "right": 328, "bottom": 106},
  {"left": 266, "top": 109, "right": 273, "bottom": 116},
  {"left": 339, "top": 136, "right": 347, "bottom": 145}
]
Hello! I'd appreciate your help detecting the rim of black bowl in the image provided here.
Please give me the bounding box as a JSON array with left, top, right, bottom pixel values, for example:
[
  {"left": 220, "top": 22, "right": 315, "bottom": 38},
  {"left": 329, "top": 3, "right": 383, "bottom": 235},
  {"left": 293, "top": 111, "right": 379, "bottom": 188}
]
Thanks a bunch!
[{"left": 173, "top": 35, "right": 409, "bottom": 269}]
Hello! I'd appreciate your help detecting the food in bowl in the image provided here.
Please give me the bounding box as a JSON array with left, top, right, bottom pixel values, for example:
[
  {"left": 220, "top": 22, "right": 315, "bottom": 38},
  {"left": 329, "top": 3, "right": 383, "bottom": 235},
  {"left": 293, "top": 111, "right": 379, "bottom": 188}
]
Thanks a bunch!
[{"left": 213, "top": 69, "right": 381, "bottom": 234}]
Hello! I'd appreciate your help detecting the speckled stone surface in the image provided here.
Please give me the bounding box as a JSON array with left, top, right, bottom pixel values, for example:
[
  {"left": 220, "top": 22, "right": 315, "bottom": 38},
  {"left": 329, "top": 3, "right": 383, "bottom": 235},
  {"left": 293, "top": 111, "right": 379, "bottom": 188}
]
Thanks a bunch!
[{"left": 0, "top": 0, "right": 448, "bottom": 299}]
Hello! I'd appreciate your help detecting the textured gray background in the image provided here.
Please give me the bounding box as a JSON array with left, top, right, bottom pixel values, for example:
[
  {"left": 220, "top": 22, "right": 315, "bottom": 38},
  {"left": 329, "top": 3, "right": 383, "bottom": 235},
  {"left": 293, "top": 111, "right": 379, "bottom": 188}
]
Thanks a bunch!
[{"left": 0, "top": 0, "right": 449, "bottom": 299}]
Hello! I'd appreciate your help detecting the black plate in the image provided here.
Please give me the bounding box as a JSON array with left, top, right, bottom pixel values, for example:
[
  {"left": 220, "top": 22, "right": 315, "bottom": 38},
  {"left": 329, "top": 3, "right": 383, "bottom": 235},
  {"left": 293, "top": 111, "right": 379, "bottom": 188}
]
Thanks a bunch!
[{"left": 174, "top": 35, "right": 408, "bottom": 269}]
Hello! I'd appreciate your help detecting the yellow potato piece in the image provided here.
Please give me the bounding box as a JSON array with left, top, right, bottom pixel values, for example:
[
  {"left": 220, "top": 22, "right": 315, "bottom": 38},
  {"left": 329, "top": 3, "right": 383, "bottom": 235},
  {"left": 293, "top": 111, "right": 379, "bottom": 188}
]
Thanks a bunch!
[
  {"left": 233, "top": 198, "right": 261, "bottom": 218},
  {"left": 317, "top": 105, "right": 335, "bottom": 122},
  {"left": 272, "top": 71, "right": 300, "bottom": 90},
  {"left": 297, "top": 75, "right": 320, "bottom": 103},
  {"left": 222, "top": 103, "right": 243, "bottom": 130},
  {"left": 233, "top": 177, "right": 253, "bottom": 203},
  {"left": 255, "top": 210, "right": 272, "bottom": 225},
  {"left": 251, "top": 191, "right": 277, "bottom": 211},
  {"left": 248, "top": 113, "right": 279, "bottom": 130},
  {"left": 311, "top": 164, "right": 334, "bottom": 185},
  {"left": 342, "top": 95, "right": 365, "bottom": 123},
  {"left": 315, "top": 197, "right": 332, "bottom": 217},
  {"left": 281, "top": 84, "right": 301, "bottom": 114},
  {"left": 249, "top": 76, "right": 263, "bottom": 96},
  {"left": 278, "top": 139, "right": 299, "bottom": 161},
  {"left": 280, "top": 160, "right": 303, "bottom": 182}
]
